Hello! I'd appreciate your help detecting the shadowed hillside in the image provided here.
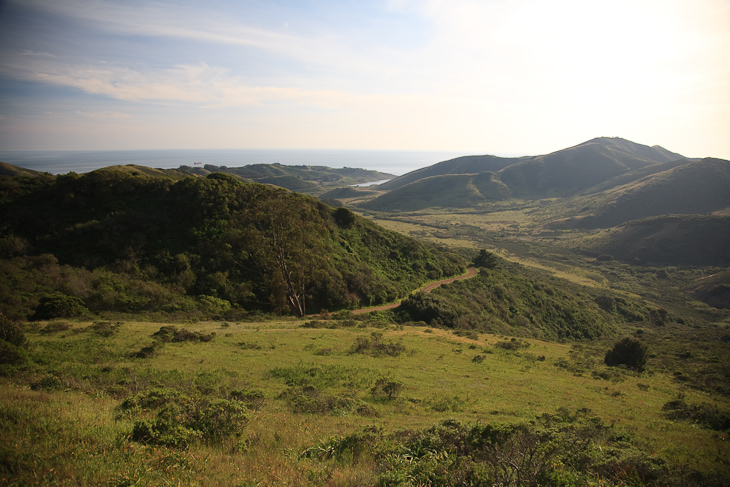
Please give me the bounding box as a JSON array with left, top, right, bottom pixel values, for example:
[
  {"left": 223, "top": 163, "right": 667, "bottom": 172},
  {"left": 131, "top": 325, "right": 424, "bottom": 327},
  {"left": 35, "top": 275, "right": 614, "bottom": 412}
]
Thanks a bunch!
[
  {"left": 499, "top": 137, "right": 686, "bottom": 198},
  {"left": 582, "top": 215, "right": 730, "bottom": 266},
  {"left": 561, "top": 158, "right": 730, "bottom": 228},
  {"left": 358, "top": 137, "right": 691, "bottom": 211}
]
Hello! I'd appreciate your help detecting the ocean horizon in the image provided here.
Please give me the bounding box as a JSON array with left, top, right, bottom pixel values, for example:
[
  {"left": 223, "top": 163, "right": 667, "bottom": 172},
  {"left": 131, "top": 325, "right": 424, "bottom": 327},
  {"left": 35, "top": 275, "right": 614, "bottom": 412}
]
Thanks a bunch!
[{"left": 0, "top": 148, "right": 475, "bottom": 176}]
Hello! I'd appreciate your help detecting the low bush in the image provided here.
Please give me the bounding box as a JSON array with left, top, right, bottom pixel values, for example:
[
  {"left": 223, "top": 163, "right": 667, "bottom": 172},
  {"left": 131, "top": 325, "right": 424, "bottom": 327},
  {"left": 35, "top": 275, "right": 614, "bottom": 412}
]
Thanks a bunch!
[
  {"left": 151, "top": 325, "right": 215, "bottom": 343},
  {"left": 121, "top": 389, "right": 249, "bottom": 447},
  {"left": 33, "top": 293, "right": 88, "bottom": 320},
  {"left": 350, "top": 332, "right": 405, "bottom": 357},
  {"left": 662, "top": 398, "right": 730, "bottom": 431},
  {"left": 494, "top": 337, "right": 531, "bottom": 351},
  {"left": 370, "top": 378, "right": 404, "bottom": 402},
  {"left": 279, "top": 386, "right": 357, "bottom": 414}
]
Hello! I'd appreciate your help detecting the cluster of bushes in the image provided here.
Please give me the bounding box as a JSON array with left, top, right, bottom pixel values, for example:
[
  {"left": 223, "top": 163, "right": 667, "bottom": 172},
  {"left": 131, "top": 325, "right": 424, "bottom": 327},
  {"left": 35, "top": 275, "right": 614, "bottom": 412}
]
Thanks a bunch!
[
  {"left": 662, "top": 396, "right": 730, "bottom": 431},
  {"left": 117, "top": 388, "right": 249, "bottom": 448},
  {"left": 300, "top": 408, "right": 715, "bottom": 486},
  {"left": 349, "top": 331, "right": 406, "bottom": 357},
  {"left": 132, "top": 325, "right": 215, "bottom": 359}
]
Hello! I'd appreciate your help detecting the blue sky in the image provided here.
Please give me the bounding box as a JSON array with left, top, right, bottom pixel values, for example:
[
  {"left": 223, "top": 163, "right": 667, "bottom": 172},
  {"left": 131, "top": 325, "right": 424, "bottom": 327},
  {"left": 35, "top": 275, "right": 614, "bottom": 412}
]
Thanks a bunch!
[{"left": 1, "top": 0, "right": 729, "bottom": 158}]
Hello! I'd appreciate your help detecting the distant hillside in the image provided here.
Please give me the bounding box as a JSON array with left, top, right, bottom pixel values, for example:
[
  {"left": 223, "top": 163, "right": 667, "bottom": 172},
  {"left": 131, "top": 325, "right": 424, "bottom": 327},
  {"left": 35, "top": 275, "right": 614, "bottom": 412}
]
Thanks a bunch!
[
  {"left": 582, "top": 215, "right": 730, "bottom": 266},
  {"left": 498, "top": 137, "right": 686, "bottom": 198},
  {"left": 0, "top": 167, "right": 464, "bottom": 320},
  {"left": 319, "top": 187, "right": 379, "bottom": 199},
  {"left": 355, "top": 137, "right": 691, "bottom": 211},
  {"left": 178, "top": 163, "right": 394, "bottom": 194},
  {"left": 378, "top": 155, "right": 521, "bottom": 191},
  {"left": 362, "top": 172, "right": 511, "bottom": 211},
  {"left": 560, "top": 158, "right": 730, "bottom": 228},
  {"left": 0, "top": 161, "right": 47, "bottom": 177}
]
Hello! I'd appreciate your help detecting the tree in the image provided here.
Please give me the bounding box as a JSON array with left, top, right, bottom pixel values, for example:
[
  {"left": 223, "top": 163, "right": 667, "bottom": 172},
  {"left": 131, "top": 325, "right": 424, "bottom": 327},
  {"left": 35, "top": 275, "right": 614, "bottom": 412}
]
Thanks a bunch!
[
  {"left": 235, "top": 188, "right": 329, "bottom": 317},
  {"left": 473, "top": 249, "right": 498, "bottom": 269},
  {"left": 604, "top": 337, "right": 648, "bottom": 371}
]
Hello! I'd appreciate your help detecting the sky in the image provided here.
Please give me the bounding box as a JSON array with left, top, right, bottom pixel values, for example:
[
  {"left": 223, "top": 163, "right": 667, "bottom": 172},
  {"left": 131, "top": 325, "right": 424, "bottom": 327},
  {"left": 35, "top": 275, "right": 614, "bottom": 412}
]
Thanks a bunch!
[{"left": 0, "top": 0, "right": 729, "bottom": 159}]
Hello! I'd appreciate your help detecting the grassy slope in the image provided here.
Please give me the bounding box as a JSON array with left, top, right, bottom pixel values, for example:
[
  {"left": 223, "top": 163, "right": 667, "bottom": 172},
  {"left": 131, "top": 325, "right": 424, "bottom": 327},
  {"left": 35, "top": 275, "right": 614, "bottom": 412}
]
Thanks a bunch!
[
  {"left": 362, "top": 172, "right": 512, "bottom": 211},
  {"left": 2, "top": 319, "right": 728, "bottom": 485}
]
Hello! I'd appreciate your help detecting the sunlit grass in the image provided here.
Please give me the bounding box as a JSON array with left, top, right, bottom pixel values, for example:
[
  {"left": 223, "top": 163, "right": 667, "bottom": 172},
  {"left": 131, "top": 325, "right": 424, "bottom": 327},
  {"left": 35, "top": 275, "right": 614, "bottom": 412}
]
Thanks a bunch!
[{"left": 2, "top": 319, "right": 728, "bottom": 484}]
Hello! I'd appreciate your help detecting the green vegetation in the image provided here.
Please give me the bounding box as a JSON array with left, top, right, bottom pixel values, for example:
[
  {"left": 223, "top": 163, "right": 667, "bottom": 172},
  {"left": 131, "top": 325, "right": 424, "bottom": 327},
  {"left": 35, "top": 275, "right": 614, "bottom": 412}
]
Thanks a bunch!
[
  {"left": 178, "top": 162, "right": 394, "bottom": 195},
  {"left": 604, "top": 337, "right": 649, "bottom": 371},
  {"left": 1, "top": 136, "right": 729, "bottom": 486},
  {"left": 0, "top": 167, "right": 464, "bottom": 320},
  {"left": 1, "top": 318, "right": 728, "bottom": 485}
]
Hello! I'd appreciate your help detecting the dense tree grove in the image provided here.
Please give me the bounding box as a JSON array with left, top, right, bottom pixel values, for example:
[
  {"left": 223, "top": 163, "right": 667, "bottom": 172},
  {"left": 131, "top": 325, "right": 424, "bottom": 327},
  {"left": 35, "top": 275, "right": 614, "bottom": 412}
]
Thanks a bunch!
[{"left": 0, "top": 168, "right": 465, "bottom": 320}]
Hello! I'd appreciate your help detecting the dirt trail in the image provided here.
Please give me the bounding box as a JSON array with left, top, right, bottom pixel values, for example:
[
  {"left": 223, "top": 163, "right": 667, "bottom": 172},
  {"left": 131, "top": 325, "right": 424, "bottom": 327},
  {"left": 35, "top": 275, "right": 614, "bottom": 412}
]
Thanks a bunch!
[{"left": 352, "top": 267, "right": 478, "bottom": 314}]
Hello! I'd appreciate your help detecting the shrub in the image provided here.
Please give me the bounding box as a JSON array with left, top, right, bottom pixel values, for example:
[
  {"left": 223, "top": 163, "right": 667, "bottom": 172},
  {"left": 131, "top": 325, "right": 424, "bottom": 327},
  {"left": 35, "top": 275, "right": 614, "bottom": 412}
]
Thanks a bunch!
[
  {"left": 350, "top": 332, "right": 405, "bottom": 357},
  {"left": 33, "top": 293, "right": 88, "bottom": 320},
  {"left": 0, "top": 315, "right": 27, "bottom": 348},
  {"left": 473, "top": 249, "right": 498, "bottom": 269},
  {"left": 662, "top": 398, "right": 730, "bottom": 431},
  {"left": 279, "top": 386, "right": 357, "bottom": 414},
  {"left": 494, "top": 337, "right": 530, "bottom": 351},
  {"left": 151, "top": 325, "right": 215, "bottom": 343},
  {"left": 604, "top": 337, "right": 648, "bottom": 371},
  {"left": 122, "top": 390, "right": 249, "bottom": 447},
  {"left": 370, "top": 378, "right": 404, "bottom": 401}
]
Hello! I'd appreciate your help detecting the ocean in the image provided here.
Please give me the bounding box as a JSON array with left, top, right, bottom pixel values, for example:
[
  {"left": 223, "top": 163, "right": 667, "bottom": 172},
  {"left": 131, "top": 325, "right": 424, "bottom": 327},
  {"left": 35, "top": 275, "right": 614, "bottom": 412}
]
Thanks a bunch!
[{"left": 0, "top": 148, "right": 471, "bottom": 176}]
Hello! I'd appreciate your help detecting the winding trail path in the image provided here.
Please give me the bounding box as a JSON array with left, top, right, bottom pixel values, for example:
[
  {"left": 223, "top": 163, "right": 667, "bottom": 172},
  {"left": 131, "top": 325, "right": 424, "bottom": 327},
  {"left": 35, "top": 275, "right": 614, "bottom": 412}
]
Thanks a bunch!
[{"left": 352, "top": 267, "right": 478, "bottom": 315}]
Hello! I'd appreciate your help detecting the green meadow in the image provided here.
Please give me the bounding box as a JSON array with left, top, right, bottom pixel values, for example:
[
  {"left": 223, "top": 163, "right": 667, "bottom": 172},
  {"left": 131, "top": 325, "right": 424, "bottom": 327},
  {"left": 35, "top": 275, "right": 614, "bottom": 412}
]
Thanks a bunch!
[{"left": 2, "top": 317, "right": 728, "bottom": 486}]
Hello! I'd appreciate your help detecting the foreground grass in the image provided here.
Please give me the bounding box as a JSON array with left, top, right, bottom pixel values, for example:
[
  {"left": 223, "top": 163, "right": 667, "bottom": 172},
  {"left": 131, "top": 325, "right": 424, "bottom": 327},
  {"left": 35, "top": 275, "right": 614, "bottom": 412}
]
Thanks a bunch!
[{"left": 2, "top": 319, "right": 729, "bottom": 485}]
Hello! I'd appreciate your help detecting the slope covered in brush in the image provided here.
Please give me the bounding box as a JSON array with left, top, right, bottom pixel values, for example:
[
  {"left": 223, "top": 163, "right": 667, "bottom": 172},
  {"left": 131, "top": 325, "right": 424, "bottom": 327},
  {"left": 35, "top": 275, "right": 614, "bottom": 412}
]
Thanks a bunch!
[{"left": 0, "top": 165, "right": 465, "bottom": 320}]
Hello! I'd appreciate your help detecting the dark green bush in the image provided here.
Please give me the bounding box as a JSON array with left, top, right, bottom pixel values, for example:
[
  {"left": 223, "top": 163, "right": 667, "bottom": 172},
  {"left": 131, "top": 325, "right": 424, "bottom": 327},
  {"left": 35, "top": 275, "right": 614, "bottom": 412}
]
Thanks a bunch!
[
  {"left": 604, "top": 337, "right": 648, "bottom": 371},
  {"left": 494, "top": 337, "right": 531, "bottom": 351},
  {"left": 151, "top": 325, "right": 215, "bottom": 343},
  {"left": 473, "top": 249, "right": 498, "bottom": 269},
  {"left": 33, "top": 293, "right": 88, "bottom": 320}
]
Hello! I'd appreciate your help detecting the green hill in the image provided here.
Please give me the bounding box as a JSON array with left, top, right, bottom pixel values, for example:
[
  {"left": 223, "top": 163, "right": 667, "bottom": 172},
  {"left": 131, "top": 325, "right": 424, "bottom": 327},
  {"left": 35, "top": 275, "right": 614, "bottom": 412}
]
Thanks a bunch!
[
  {"left": 355, "top": 137, "right": 690, "bottom": 211},
  {"left": 561, "top": 158, "right": 730, "bottom": 228},
  {"left": 499, "top": 137, "right": 685, "bottom": 198},
  {"left": 378, "top": 155, "right": 520, "bottom": 191},
  {"left": 178, "top": 163, "right": 394, "bottom": 194},
  {"left": 581, "top": 214, "right": 730, "bottom": 266},
  {"left": 362, "top": 172, "right": 512, "bottom": 211},
  {"left": 0, "top": 167, "right": 464, "bottom": 320}
]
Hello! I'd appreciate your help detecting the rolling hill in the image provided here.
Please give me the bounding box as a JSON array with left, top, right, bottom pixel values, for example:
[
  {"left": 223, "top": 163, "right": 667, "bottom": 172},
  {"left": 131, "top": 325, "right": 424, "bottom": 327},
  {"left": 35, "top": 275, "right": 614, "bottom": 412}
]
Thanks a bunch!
[
  {"left": 178, "top": 162, "right": 394, "bottom": 194},
  {"left": 581, "top": 214, "right": 730, "bottom": 266},
  {"left": 559, "top": 157, "right": 730, "bottom": 229},
  {"left": 361, "top": 137, "right": 690, "bottom": 211},
  {"left": 361, "top": 172, "right": 512, "bottom": 211}
]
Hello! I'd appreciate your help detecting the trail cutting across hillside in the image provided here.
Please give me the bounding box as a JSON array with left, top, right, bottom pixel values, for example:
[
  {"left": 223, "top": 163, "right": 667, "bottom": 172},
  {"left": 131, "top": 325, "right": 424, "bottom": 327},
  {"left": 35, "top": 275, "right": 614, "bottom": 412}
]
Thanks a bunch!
[{"left": 352, "top": 267, "right": 478, "bottom": 314}]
